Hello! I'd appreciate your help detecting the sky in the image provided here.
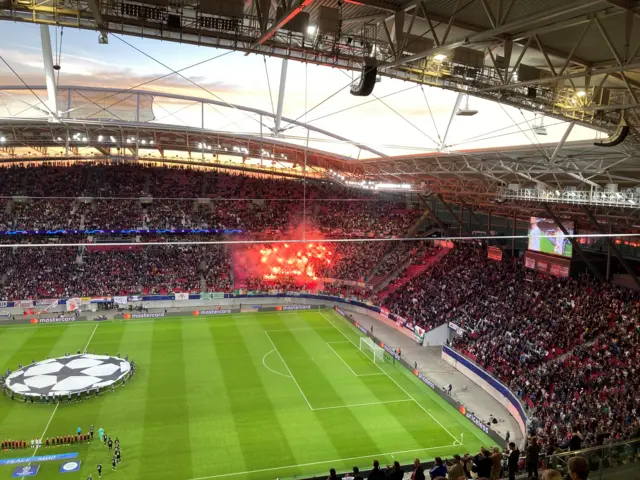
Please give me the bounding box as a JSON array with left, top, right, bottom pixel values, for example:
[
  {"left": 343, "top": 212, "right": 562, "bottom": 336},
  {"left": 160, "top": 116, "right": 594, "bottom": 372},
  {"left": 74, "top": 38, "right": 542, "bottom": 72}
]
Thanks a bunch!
[{"left": 0, "top": 22, "right": 604, "bottom": 159}]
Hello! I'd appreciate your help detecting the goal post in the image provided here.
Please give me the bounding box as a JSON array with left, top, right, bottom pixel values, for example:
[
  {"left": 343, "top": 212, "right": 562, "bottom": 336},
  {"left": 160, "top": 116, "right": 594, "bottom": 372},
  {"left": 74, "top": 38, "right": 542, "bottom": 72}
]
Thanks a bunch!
[{"left": 359, "top": 337, "right": 384, "bottom": 364}]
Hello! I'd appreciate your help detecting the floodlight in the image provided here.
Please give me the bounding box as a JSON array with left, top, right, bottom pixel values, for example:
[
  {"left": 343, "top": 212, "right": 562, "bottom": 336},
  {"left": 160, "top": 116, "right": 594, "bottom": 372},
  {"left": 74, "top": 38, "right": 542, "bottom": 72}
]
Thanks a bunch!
[
  {"left": 0, "top": 136, "right": 5, "bottom": 143},
  {"left": 576, "top": 91, "right": 586, "bottom": 97},
  {"left": 456, "top": 94, "right": 478, "bottom": 116},
  {"left": 307, "top": 25, "right": 317, "bottom": 35},
  {"left": 433, "top": 54, "right": 447, "bottom": 61}
]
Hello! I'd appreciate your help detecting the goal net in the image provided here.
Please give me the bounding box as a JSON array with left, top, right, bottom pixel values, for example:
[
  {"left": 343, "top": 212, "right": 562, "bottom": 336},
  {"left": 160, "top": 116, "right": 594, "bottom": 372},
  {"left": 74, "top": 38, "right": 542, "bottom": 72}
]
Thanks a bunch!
[{"left": 359, "top": 337, "right": 385, "bottom": 364}]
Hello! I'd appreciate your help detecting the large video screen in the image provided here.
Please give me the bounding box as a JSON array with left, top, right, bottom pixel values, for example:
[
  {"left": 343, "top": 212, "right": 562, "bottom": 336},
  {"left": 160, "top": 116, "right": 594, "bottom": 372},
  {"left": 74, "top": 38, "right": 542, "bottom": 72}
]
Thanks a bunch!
[{"left": 528, "top": 217, "right": 574, "bottom": 258}]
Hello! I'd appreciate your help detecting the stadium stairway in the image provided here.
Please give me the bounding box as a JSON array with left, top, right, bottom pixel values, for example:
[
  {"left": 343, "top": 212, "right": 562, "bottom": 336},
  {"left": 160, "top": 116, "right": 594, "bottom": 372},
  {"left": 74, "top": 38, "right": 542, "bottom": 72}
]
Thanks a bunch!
[
  {"left": 376, "top": 248, "right": 449, "bottom": 301},
  {"left": 366, "top": 273, "right": 387, "bottom": 291}
]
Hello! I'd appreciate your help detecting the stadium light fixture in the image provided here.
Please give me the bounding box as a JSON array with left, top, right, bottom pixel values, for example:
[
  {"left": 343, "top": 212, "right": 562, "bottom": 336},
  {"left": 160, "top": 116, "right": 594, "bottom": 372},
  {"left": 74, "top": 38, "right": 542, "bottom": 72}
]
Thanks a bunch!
[
  {"left": 82, "top": 137, "right": 88, "bottom": 142},
  {"left": 307, "top": 25, "right": 317, "bottom": 36},
  {"left": 98, "top": 135, "right": 104, "bottom": 142},
  {"left": 0, "top": 136, "right": 5, "bottom": 143},
  {"left": 433, "top": 54, "right": 447, "bottom": 61},
  {"left": 141, "top": 139, "right": 147, "bottom": 145},
  {"left": 576, "top": 90, "right": 586, "bottom": 97},
  {"left": 110, "top": 136, "right": 116, "bottom": 143}
]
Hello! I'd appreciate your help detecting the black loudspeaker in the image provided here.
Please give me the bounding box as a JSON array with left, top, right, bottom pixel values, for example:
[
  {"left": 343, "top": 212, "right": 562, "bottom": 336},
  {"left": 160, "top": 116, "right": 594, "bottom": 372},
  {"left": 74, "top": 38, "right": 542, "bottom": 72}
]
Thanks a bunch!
[
  {"left": 594, "top": 118, "right": 629, "bottom": 147},
  {"left": 167, "top": 14, "right": 181, "bottom": 29},
  {"left": 350, "top": 61, "right": 378, "bottom": 97},
  {"left": 527, "top": 87, "right": 537, "bottom": 98}
]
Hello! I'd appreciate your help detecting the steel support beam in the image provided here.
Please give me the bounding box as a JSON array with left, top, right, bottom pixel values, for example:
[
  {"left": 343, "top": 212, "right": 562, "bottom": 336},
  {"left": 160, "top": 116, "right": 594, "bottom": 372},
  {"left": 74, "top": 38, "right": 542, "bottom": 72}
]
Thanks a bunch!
[
  {"left": 252, "top": 0, "right": 314, "bottom": 46},
  {"left": 606, "top": 221, "right": 612, "bottom": 281},
  {"left": 581, "top": 205, "right": 640, "bottom": 289},
  {"left": 480, "top": 61, "right": 640, "bottom": 92},
  {"left": 274, "top": 58, "right": 288, "bottom": 135},
  {"left": 543, "top": 203, "right": 605, "bottom": 281},
  {"left": 549, "top": 121, "right": 574, "bottom": 165},
  {"left": 437, "top": 194, "right": 468, "bottom": 235},
  {"left": 419, "top": 194, "right": 451, "bottom": 234},
  {"left": 511, "top": 212, "right": 516, "bottom": 255},
  {"left": 87, "top": 0, "right": 108, "bottom": 43},
  {"left": 439, "top": 93, "right": 463, "bottom": 150},
  {"left": 39, "top": 25, "right": 58, "bottom": 120},
  {"left": 384, "top": 1, "right": 605, "bottom": 67}
]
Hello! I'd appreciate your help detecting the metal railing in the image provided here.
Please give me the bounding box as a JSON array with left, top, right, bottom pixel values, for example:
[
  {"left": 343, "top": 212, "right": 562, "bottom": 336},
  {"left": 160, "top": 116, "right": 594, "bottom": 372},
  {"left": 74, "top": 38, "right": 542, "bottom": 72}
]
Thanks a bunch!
[{"left": 521, "top": 438, "right": 640, "bottom": 480}]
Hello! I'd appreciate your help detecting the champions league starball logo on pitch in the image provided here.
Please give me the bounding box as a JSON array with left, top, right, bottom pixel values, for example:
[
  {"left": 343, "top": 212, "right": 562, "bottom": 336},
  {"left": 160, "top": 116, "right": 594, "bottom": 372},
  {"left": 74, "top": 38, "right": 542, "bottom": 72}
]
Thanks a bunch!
[{"left": 5, "top": 354, "right": 130, "bottom": 397}]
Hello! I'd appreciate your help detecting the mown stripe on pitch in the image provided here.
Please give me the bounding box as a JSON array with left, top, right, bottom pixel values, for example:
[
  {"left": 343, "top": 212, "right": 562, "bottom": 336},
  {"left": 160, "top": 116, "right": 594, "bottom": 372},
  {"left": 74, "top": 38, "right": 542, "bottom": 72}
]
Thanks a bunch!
[
  {"left": 0, "top": 324, "right": 96, "bottom": 435},
  {"left": 300, "top": 324, "right": 433, "bottom": 450},
  {"left": 237, "top": 315, "right": 345, "bottom": 470},
  {"left": 209, "top": 319, "right": 298, "bottom": 472},
  {"left": 183, "top": 319, "right": 247, "bottom": 477},
  {"left": 64, "top": 320, "right": 137, "bottom": 479},
  {"left": 267, "top": 314, "right": 383, "bottom": 461},
  {"left": 139, "top": 321, "right": 193, "bottom": 479}
]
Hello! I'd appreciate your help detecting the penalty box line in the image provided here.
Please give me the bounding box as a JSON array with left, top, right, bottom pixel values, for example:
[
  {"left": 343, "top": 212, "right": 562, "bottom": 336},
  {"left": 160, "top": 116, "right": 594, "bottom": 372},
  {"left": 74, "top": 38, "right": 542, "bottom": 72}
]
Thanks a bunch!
[
  {"left": 326, "top": 342, "right": 385, "bottom": 378},
  {"left": 264, "top": 331, "right": 314, "bottom": 410},
  {"left": 319, "top": 311, "right": 462, "bottom": 446},
  {"left": 187, "top": 442, "right": 459, "bottom": 480},
  {"left": 264, "top": 333, "right": 407, "bottom": 412}
]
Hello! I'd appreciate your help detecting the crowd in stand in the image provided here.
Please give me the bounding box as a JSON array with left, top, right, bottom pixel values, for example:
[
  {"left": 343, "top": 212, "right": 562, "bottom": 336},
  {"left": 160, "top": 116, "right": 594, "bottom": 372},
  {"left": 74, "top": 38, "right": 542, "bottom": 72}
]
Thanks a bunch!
[
  {"left": 325, "top": 450, "right": 597, "bottom": 480},
  {"left": 384, "top": 243, "right": 640, "bottom": 450},
  {"left": 0, "top": 164, "right": 418, "bottom": 236},
  {"left": 0, "top": 242, "right": 230, "bottom": 299},
  {"left": 4, "top": 163, "right": 640, "bottom": 454}
]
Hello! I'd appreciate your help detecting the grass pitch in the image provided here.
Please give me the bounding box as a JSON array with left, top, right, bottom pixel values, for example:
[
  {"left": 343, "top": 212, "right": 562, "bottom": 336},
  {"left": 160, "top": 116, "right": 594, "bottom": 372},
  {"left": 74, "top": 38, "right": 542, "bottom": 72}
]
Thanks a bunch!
[{"left": 0, "top": 310, "right": 493, "bottom": 480}]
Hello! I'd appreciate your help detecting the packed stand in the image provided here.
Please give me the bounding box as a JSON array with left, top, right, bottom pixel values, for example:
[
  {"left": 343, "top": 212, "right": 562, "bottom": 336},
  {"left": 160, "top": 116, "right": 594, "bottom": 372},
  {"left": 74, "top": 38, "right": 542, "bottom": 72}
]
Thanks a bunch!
[
  {"left": 0, "top": 243, "right": 232, "bottom": 298},
  {"left": 0, "top": 163, "right": 418, "bottom": 238}
]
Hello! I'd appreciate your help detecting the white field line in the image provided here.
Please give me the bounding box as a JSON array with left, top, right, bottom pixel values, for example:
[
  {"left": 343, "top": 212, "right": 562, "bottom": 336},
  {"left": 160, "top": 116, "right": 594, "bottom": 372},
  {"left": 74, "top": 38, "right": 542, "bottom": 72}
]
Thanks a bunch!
[
  {"left": 83, "top": 322, "right": 99, "bottom": 352},
  {"left": 186, "top": 442, "right": 457, "bottom": 480},
  {"left": 261, "top": 349, "right": 291, "bottom": 378},
  {"left": 264, "top": 331, "right": 314, "bottom": 410},
  {"left": 326, "top": 342, "right": 359, "bottom": 376},
  {"left": 21, "top": 322, "right": 100, "bottom": 478},
  {"left": 313, "top": 399, "right": 414, "bottom": 411},
  {"left": 326, "top": 343, "right": 385, "bottom": 378},
  {"left": 319, "top": 311, "right": 461, "bottom": 445},
  {"left": 264, "top": 326, "right": 335, "bottom": 332}
]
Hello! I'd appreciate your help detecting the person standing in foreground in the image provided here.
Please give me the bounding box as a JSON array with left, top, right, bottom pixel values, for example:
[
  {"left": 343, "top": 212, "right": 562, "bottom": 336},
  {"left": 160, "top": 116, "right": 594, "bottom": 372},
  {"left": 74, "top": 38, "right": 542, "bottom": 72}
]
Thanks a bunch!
[
  {"left": 490, "top": 447, "right": 501, "bottom": 480},
  {"left": 505, "top": 442, "right": 520, "bottom": 480},
  {"left": 526, "top": 436, "right": 542, "bottom": 480},
  {"left": 429, "top": 457, "right": 447, "bottom": 479},
  {"left": 368, "top": 460, "right": 386, "bottom": 480},
  {"left": 567, "top": 456, "right": 589, "bottom": 480},
  {"left": 386, "top": 461, "right": 404, "bottom": 480},
  {"left": 446, "top": 454, "right": 464, "bottom": 480},
  {"left": 412, "top": 459, "right": 426, "bottom": 480}
]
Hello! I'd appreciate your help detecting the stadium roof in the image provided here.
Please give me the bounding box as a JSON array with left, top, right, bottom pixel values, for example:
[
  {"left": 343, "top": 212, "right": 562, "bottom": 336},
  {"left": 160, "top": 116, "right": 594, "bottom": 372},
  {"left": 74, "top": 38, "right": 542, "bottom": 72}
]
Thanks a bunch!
[
  {"left": 0, "top": 0, "right": 639, "bottom": 226},
  {"left": 2, "top": 0, "right": 639, "bottom": 134}
]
